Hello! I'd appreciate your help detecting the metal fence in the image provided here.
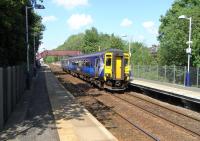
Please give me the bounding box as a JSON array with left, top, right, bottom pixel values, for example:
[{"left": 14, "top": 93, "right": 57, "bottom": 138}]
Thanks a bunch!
[
  {"left": 0, "top": 65, "right": 30, "bottom": 130},
  {"left": 132, "top": 65, "right": 200, "bottom": 88}
]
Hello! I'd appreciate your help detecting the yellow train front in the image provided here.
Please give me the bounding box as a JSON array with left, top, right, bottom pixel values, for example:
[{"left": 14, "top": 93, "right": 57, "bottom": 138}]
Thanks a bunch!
[
  {"left": 61, "top": 49, "right": 131, "bottom": 91},
  {"left": 103, "top": 49, "right": 130, "bottom": 90}
]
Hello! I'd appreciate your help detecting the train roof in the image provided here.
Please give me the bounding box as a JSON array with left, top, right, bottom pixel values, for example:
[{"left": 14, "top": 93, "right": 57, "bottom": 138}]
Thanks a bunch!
[{"left": 63, "top": 48, "right": 124, "bottom": 61}]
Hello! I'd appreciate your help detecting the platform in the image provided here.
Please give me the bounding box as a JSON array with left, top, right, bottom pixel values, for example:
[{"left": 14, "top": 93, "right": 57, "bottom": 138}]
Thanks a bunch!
[
  {"left": 130, "top": 79, "right": 200, "bottom": 104},
  {"left": 0, "top": 66, "right": 117, "bottom": 141},
  {"left": 45, "top": 67, "right": 118, "bottom": 141}
]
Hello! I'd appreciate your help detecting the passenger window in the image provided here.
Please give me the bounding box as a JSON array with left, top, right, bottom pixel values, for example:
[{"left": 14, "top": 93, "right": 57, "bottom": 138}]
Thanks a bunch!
[
  {"left": 85, "top": 61, "right": 90, "bottom": 67},
  {"left": 106, "top": 58, "right": 111, "bottom": 66}
]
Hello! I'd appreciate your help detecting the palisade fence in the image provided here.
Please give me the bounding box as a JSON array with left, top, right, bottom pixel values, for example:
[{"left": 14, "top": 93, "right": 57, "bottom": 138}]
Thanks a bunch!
[
  {"left": 132, "top": 65, "right": 200, "bottom": 88},
  {"left": 0, "top": 65, "right": 34, "bottom": 130}
]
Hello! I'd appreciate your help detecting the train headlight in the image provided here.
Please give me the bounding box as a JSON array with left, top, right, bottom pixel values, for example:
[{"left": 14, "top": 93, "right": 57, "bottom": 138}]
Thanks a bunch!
[
  {"left": 105, "top": 73, "right": 111, "bottom": 77},
  {"left": 125, "top": 73, "right": 129, "bottom": 80}
]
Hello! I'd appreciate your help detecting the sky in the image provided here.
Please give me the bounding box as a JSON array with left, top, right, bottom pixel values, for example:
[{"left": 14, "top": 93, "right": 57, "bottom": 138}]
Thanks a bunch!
[{"left": 36, "top": 0, "right": 175, "bottom": 52}]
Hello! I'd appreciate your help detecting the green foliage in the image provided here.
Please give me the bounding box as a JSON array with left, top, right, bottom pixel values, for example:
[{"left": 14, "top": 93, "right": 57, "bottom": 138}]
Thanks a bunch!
[
  {"left": 44, "top": 56, "right": 60, "bottom": 63},
  {"left": 110, "top": 34, "right": 125, "bottom": 50},
  {"left": 158, "top": 0, "right": 200, "bottom": 67},
  {"left": 55, "top": 27, "right": 154, "bottom": 65},
  {"left": 129, "top": 42, "right": 154, "bottom": 65},
  {"left": 57, "top": 27, "right": 125, "bottom": 54},
  {"left": 0, "top": 0, "right": 44, "bottom": 67},
  {"left": 83, "top": 27, "right": 99, "bottom": 53}
]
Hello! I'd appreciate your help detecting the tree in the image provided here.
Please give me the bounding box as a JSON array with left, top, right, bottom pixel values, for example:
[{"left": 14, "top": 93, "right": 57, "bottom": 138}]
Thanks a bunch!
[
  {"left": 58, "top": 33, "right": 85, "bottom": 51},
  {"left": 158, "top": 0, "right": 200, "bottom": 67},
  {"left": 110, "top": 34, "right": 125, "bottom": 50},
  {"left": 129, "top": 42, "right": 154, "bottom": 65},
  {"left": 83, "top": 27, "right": 99, "bottom": 53},
  {"left": 0, "top": 0, "right": 44, "bottom": 67},
  {"left": 56, "top": 27, "right": 126, "bottom": 54}
]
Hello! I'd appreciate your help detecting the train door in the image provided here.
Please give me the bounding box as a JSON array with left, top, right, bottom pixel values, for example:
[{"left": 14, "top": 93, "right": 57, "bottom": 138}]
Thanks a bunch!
[
  {"left": 95, "top": 58, "right": 100, "bottom": 77},
  {"left": 115, "top": 56, "right": 122, "bottom": 79}
]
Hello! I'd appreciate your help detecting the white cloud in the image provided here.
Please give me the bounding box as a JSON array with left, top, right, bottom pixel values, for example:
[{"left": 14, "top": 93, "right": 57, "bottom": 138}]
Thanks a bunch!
[
  {"left": 67, "top": 14, "right": 93, "bottom": 30},
  {"left": 137, "top": 35, "right": 145, "bottom": 42},
  {"left": 142, "top": 21, "right": 154, "bottom": 28},
  {"left": 53, "top": 0, "right": 89, "bottom": 9},
  {"left": 142, "top": 21, "right": 158, "bottom": 35},
  {"left": 42, "top": 16, "right": 57, "bottom": 23},
  {"left": 120, "top": 18, "right": 132, "bottom": 27}
]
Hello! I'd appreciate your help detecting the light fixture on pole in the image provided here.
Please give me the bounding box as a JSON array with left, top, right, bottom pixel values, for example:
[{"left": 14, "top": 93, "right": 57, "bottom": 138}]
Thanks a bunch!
[
  {"left": 25, "top": 3, "right": 45, "bottom": 89},
  {"left": 178, "top": 15, "right": 192, "bottom": 86}
]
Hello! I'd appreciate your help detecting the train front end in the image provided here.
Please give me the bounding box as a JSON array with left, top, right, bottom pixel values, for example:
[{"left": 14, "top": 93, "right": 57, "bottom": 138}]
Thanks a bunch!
[{"left": 104, "top": 49, "right": 131, "bottom": 90}]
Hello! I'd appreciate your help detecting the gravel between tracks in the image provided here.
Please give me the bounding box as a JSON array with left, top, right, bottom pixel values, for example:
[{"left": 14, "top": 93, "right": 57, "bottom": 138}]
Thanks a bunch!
[{"left": 50, "top": 64, "right": 200, "bottom": 141}]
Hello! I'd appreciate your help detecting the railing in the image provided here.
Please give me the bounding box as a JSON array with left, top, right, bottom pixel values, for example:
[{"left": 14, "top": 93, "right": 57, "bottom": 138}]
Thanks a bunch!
[
  {"left": 132, "top": 65, "right": 200, "bottom": 88},
  {"left": 0, "top": 65, "right": 34, "bottom": 130}
]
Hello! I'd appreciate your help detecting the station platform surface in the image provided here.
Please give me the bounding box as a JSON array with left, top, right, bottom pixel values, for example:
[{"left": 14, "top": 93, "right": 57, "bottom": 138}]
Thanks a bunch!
[
  {"left": 130, "top": 79, "right": 200, "bottom": 104},
  {"left": 45, "top": 66, "right": 117, "bottom": 141},
  {"left": 0, "top": 66, "right": 117, "bottom": 141}
]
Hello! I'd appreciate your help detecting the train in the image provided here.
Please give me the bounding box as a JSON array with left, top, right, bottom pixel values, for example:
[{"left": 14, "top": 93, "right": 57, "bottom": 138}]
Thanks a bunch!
[{"left": 61, "top": 49, "right": 131, "bottom": 90}]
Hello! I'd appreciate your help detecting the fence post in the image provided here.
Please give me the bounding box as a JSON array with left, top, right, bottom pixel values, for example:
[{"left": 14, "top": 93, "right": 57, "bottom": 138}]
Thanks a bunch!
[
  {"left": 149, "top": 65, "right": 151, "bottom": 80},
  {"left": 157, "top": 64, "right": 159, "bottom": 80},
  {"left": 184, "top": 66, "right": 186, "bottom": 86},
  {"left": 15, "top": 66, "right": 18, "bottom": 102},
  {"left": 164, "top": 65, "right": 167, "bottom": 82},
  {"left": 16, "top": 66, "right": 19, "bottom": 101},
  {"left": 7, "top": 67, "right": 12, "bottom": 118},
  {"left": 12, "top": 66, "right": 16, "bottom": 110},
  {"left": 197, "top": 67, "right": 199, "bottom": 88},
  {"left": 173, "top": 65, "right": 176, "bottom": 84},
  {"left": 19, "top": 66, "right": 23, "bottom": 98},
  {"left": 0, "top": 68, "right": 4, "bottom": 130}
]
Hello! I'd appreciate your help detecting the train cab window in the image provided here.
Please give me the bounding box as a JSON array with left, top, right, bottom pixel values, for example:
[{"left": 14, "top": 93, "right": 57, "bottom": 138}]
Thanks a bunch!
[
  {"left": 124, "top": 58, "right": 128, "bottom": 66},
  {"left": 106, "top": 58, "right": 111, "bottom": 66}
]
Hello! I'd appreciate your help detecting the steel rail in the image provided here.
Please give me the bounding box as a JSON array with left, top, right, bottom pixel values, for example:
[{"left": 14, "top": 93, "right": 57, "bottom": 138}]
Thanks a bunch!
[
  {"left": 95, "top": 98, "right": 160, "bottom": 141},
  {"left": 112, "top": 94, "right": 200, "bottom": 137}
]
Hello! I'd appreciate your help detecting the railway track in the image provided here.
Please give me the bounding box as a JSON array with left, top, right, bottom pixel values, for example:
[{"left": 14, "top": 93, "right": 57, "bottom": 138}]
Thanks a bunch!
[
  {"left": 126, "top": 92, "right": 200, "bottom": 122},
  {"left": 112, "top": 93, "right": 200, "bottom": 137},
  {"left": 50, "top": 65, "right": 200, "bottom": 141},
  {"left": 94, "top": 97, "right": 160, "bottom": 141}
]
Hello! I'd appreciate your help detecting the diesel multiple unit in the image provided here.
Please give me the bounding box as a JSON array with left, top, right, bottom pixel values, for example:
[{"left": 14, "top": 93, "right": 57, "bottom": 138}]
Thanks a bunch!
[{"left": 61, "top": 49, "right": 131, "bottom": 90}]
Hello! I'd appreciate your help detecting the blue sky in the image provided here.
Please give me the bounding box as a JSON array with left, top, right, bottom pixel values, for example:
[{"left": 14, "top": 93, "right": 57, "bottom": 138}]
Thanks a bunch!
[{"left": 36, "top": 0, "right": 174, "bottom": 52}]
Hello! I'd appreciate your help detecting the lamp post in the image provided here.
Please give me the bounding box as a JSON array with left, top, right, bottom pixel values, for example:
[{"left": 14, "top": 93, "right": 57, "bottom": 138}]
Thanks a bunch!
[
  {"left": 178, "top": 15, "right": 192, "bottom": 86},
  {"left": 122, "top": 35, "right": 133, "bottom": 80},
  {"left": 25, "top": 4, "right": 45, "bottom": 89},
  {"left": 33, "top": 32, "right": 36, "bottom": 69},
  {"left": 33, "top": 32, "right": 37, "bottom": 76},
  {"left": 122, "top": 35, "right": 132, "bottom": 57}
]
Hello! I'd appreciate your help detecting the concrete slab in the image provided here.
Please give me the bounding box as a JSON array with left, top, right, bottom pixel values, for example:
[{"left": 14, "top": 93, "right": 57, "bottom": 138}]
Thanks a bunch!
[{"left": 45, "top": 67, "right": 118, "bottom": 141}]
